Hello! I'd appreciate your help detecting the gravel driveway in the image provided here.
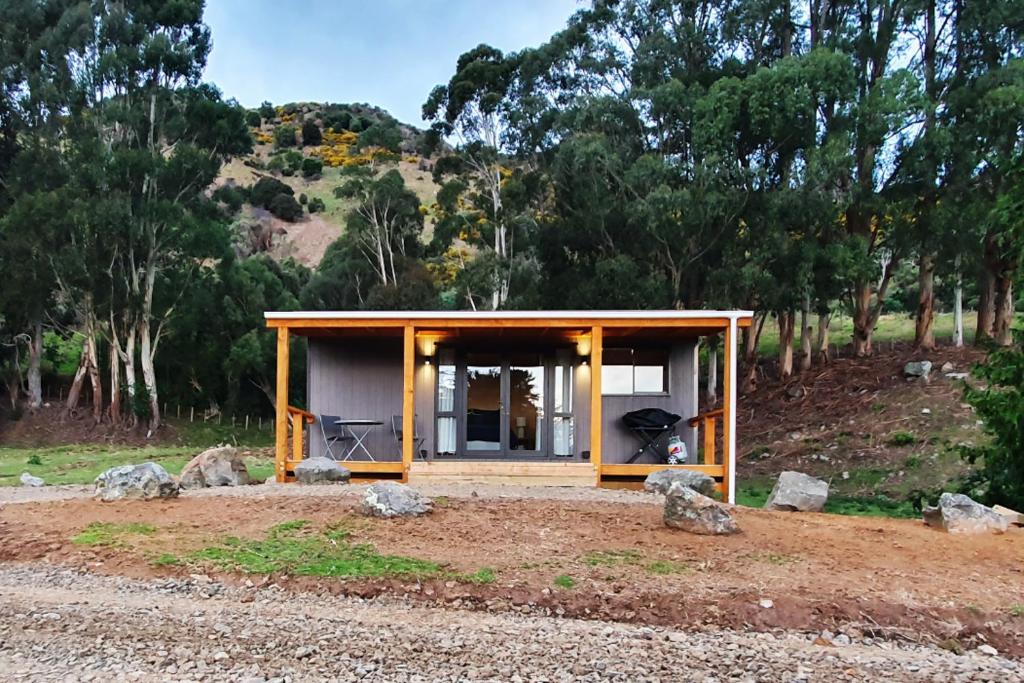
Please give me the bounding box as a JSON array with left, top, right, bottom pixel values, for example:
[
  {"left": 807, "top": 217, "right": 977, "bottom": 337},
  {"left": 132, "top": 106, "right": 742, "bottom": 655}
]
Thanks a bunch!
[{"left": 0, "top": 564, "right": 1016, "bottom": 682}]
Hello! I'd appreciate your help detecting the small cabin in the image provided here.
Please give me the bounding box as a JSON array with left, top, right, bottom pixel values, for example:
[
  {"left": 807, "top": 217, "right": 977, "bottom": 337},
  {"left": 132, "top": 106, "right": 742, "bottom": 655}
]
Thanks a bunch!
[{"left": 266, "top": 310, "right": 752, "bottom": 502}]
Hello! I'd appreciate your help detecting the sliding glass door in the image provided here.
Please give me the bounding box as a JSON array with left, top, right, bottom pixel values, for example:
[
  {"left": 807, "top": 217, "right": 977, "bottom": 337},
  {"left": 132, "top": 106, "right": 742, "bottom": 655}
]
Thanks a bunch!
[{"left": 438, "top": 349, "right": 572, "bottom": 459}]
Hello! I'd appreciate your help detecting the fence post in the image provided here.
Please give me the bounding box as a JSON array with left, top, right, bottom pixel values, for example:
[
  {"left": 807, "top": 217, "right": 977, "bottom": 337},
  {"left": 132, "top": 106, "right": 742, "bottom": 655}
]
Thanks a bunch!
[
  {"left": 189, "top": 406, "right": 194, "bottom": 423},
  {"left": 245, "top": 415, "right": 250, "bottom": 430}
]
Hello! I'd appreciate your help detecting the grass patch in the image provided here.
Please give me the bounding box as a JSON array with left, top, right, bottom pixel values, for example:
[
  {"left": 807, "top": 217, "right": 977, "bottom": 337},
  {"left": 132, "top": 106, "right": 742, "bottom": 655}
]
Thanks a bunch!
[
  {"left": 743, "top": 551, "right": 797, "bottom": 565},
  {"left": 189, "top": 520, "right": 441, "bottom": 578},
  {"left": 0, "top": 441, "right": 274, "bottom": 487},
  {"left": 887, "top": 431, "right": 919, "bottom": 447},
  {"left": 1009, "top": 604, "right": 1024, "bottom": 617},
  {"left": 735, "top": 483, "right": 772, "bottom": 508},
  {"left": 553, "top": 574, "right": 575, "bottom": 589},
  {"left": 151, "top": 553, "right": 181, "bottom": 567},
  {"left": 72, "top": 522, "right": 157, "bottom": 547},
  {"left": 824, "top": 495, "right": 918, "bottom": 518},
  {"left": 453, "top": 567, "right": 496, "bottom": 584},
  {"left": 645, "top": 560, "right": 691, "bottom": 575},
  {"left": 582, "top": 549, "right": 643, "bottom": 567}
]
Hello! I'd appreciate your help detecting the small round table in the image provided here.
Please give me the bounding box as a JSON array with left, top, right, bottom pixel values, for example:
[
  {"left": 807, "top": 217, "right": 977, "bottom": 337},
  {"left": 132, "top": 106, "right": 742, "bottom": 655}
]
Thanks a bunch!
[{"left": 333, "top": 419, "right": 382, "bottom": 461}]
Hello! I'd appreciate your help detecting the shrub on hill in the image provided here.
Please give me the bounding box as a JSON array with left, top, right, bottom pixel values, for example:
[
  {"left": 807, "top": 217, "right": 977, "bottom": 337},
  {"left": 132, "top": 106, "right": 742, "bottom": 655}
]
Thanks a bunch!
[
  {"left": 273, "top": 125, "right": 296, "bottom": 149},
  {"left": 259, "top": 101, "right": 275, "bottom": 120},
  {"left": 268, "top": 193, "right": 303, "bottom": 222},
  {"left": 308, "top": 197, "right": 326, "bottom": 213},
  {"left": 212, "top": 185, "right": 246, "bottom": 213},
  {"left": 359, "top": 121, "right": 402, "bottom": 153},
  {"left": 250, "top": 177, "right": 293, "bottom": 208},
  {"left": 245, "top": 110, "right": 261, "bottom": 127},
  {"left": 301, "top": 119, "right": 322, "bottom": 146},
  {"left": 301, "top": 157, "right": 323, "bottom": 178}
]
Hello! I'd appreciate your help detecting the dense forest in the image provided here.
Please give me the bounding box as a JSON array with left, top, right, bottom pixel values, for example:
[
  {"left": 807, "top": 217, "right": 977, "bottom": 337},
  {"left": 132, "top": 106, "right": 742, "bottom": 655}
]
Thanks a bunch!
[{"left": 0, "top": 0, "right": 1021, "bottom": 439}]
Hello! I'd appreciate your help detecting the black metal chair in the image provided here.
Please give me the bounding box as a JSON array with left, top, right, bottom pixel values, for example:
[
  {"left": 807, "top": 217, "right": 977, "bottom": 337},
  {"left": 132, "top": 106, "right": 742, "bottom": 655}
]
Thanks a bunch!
[
  {"left": 622, "top": 408, "right": 682, "bottom": 464},
  {"left": 318, "top": 414, "right": 353, "bottom": 460},
  {"left": 391, "top": 414, "right": 426, "bottom": 458}
]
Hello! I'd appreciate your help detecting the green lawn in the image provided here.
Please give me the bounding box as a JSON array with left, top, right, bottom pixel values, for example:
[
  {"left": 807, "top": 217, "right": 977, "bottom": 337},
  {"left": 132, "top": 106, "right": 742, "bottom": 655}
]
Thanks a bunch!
[
  {"left": 757, "top": 311, "right": 977, "bottom": 358},
  {"left": 0, "top": 443, "right": 275, "bottom": 487}
]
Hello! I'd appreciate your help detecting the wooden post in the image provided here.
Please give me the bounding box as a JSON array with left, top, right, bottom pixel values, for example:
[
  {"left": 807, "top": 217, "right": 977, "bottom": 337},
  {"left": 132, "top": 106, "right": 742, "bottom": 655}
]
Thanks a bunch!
[
  {"left": 703, "top": 416, "right": 716, "bottom": 465},
  {"left": 402, "top": 325, "right": 415, "bottom": 482},
  {"left": 275, "top": 326, "right": 290, "bottom": 483},
  {"left": 722, "top": 320, "right": 736, "bottom": 504},
  {"left": 589, "top": 326, "right": 603, "bottom": 482}
]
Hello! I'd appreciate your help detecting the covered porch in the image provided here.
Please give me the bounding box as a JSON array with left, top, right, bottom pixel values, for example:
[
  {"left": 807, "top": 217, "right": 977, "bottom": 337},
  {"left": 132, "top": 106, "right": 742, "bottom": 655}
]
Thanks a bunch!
[{"left": 267, "top": 311, "right": 752, "bottom": 502}]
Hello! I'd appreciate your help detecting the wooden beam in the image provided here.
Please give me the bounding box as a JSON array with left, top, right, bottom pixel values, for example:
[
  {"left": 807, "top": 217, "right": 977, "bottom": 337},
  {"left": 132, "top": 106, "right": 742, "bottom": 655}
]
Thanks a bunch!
[
  {"left": 590, "top": 326, "right": 603, "bottom": 471},
  {"left": 600, "top": 463, "right": 725, "bottom": 478},
  {"left": 723, "top": 319, "right": 736, "bottom": 503},
  {"left": 267, "top": 316, "right": 737, "bottom": 330},
  {"left": 402, "top": 325, "right": 415, "bottom": 482},
  {"left": 274, "top": 327, "right": 289, "bottom": 483}
]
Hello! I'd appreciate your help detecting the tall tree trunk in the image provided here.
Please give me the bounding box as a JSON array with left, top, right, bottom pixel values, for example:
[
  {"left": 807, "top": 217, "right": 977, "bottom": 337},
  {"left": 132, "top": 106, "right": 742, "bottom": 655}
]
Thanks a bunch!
[
  {"left": 993, "top": 278, "right": 1014, "bottom": 346},
  {"left": 109, "top": 340, "right": 121, "bottom": 424},
  {"left": 799, "top": 294, "right": 813, "bottom": 371},
  {"left": 85, "top": 331, "right": 102, "bottom": 424},
  {"left": 777, "top": 310, "right": 795, "bottom": 378},
  {"left": 741, "top": 312, "right": 766, "bottom": 394},
  {"left": 705, "top": 338, "right": 718, "bottom": 406},
  {"left": 975, "top": 263, "right": 996, "bottom": 345},
  {"left": 851, "top": 281, "right": 874, "bottom": 356},
  {"left": 26, "top": 321, "right": 43, "bottom": 409},
  {"left": 65, "top": 307, "right": 103, "bottom": 422},
  {"left": 816, "top": 311, "right": 831, "bottom": 362},
  {"left": 914, "top": 252, "right": 936, "bottom": 350},
  {"left": 953, "top": 257, "right": 964, "bottom": 347},
  {"left": 138, "top": 317, "right": 160, "bottom": 433}
]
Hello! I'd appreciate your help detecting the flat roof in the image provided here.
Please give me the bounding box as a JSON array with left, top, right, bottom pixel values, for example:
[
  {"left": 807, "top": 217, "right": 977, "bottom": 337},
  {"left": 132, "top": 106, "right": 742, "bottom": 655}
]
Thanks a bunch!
[{"left": 265, "top": 310, "right": 754, "bottom": 321}]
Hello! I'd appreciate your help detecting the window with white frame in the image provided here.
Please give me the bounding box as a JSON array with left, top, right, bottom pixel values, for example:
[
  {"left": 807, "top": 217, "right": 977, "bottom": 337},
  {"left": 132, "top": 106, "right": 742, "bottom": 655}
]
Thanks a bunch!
[{"left": 601, "top": 347, "right": 669, "bottom": 395}]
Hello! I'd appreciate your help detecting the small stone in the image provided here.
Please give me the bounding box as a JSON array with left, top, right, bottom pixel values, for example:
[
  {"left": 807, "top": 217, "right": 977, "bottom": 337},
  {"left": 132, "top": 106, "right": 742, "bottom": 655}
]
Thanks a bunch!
[
  {"left": 360, "top": 482, "right": 432, "bottom": 518},
  {"left": 904, "top": 360, "right": 933, "bottom": 379},
  {"left": 663, "top": 483, "right": 738, "bottom": 535},
  {"left": 977, "top": 644, "right": 998, "bottom": 656},
  {"left": 941, "top": 361, "right": 955, "bottom": 373},
  {"left": 764, "top": 471, "right": 828, "bottom": 512},
  {"left": 293, "top": 457, "right": 351, "bottom": 485},
  {"left": 179, "top": 445, "right": 250, "bottom": 489},
  {"left": 921, "top": 408, "right": 932, "bottom": 415},
  {"left": 20, "top": 472, "right": 44, "bottom": 487},
  {"left": 94, "top": 462, "right": 179, "bottom": 501},
  {"left": 759, "top": 599, "right": 774, "bottom": 609},
  {"left": 923, "top": 493, "right": 1009, "bottom": 534},
  {"left": 644, "top": 469, "right": 716, "bottom": 496}
]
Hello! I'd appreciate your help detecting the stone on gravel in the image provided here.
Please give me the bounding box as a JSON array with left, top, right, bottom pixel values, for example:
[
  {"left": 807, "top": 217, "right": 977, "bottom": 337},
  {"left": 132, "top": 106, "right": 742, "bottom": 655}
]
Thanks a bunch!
[
  {"left": 940, "top": 361, "right": 955, "bottom": 374},
  {"left": 904, "top": 360, "right": 933, "bottom": 379},
  {"left": 360, "top": 481, "right": 432, "bottom": 518},
  {"left": 644, "top": 468, "right": 716, "bottom": 496},
  {"left": 19, "top": 472, "right": 44, "bottom": 487},
  {"left": 922, "top": 493, "right": 1009, "bottom": 534},
  {"left": 179, "top": 445, "right": 249, "bottom": 489},
  {"left": 293, "top": 457, "right": 351, "bottom": 485},
  {"left": 764, "top": 471, "right": 828, "bottom": 512},
  {"left": 663, "top": 482, "right": 738, "bottom": 535},
  {"left": 94, "top": 462, "right": 179, "bottom": 502}
]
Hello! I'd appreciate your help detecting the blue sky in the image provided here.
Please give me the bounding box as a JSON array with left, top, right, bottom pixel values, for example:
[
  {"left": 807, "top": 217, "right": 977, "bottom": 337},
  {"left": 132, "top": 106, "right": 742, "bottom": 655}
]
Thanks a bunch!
[{"left": 203, "top": 0, "right": 580, "bottom": 127}]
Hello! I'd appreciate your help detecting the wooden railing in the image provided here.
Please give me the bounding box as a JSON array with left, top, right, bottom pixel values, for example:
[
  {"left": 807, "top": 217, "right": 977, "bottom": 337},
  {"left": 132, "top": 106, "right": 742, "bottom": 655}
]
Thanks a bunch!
[
  {"left": 687, "top": 408, "right": 723, "bottom": 465},
  {"left": 287, "top": 406, "right": 315, "bottom": 466}
]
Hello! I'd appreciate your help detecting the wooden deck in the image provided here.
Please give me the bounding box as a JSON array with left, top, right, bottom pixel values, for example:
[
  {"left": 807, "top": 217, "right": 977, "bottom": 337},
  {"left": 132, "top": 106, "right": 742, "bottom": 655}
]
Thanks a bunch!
[{"left": 408, "top": 461, "right": 598, "bottom": 487}]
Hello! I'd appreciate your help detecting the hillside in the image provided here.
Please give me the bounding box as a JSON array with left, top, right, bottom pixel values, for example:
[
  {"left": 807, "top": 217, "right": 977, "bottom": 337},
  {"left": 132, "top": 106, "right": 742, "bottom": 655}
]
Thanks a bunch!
[{"left": 217, "top": 102, "right": 441, "bottom": 267}]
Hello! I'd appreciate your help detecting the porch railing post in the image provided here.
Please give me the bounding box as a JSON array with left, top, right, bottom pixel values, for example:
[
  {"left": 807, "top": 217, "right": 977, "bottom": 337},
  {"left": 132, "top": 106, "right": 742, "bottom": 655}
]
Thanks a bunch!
[
  {"left": 402, "top": 325, "right": 415, "bottom": 482},
  {"left": 590, "top": 325, "right": 603, "bottom": 482},
  {"left": 275, "top": 326, "right": 290, "bottom": 483},
  {"left": 723, "top": 319, "right": 737, "bottom": 504}
]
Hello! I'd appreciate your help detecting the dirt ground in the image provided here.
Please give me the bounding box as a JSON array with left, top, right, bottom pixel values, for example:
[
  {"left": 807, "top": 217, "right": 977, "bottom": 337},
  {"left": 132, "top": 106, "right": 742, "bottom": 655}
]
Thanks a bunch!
[{"left": 2, "top": 488, "right": 1022, "bottom": 658}]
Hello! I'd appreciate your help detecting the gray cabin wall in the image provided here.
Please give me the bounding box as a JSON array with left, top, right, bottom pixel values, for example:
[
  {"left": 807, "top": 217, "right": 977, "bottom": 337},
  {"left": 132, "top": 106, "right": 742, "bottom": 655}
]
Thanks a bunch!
[
  {"left": 600, "top": 341, "right": 698, "bottom": 465},
  {"left": 307, "top": 339, "right": 404, "bottom": 462}
]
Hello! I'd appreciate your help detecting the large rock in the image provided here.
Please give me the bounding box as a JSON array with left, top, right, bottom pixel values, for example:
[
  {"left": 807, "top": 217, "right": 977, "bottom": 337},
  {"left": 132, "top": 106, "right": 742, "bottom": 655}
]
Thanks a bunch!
[
  {"left": 764, "top": 471, "right": 829, "bottom": 512},
  {"left": 644, "top": 468, "right": 716, "bottom": 497},
  {"left": 663, "top": 482, "right": 738, "bottom": 535},
  {"left": 20, "top": 472, "right": 44, "bottom": 487},
  {"left": 360, "top": 482, "right": 432, "bottom": 518},
  {"left": 923, "top": 493, "right": 1009, "bottom": 534},
  {"left": 294, "top": 457, "right": 351, "bottom": 485},
  {"left": 903, "top": 360, "right": 933, "bottom": 379},
  {"left": 179, "top": 445, "right": 249, "bottom": 489},
  {"left": 94, "top": 462, "right": 179, "bottom": 502}
]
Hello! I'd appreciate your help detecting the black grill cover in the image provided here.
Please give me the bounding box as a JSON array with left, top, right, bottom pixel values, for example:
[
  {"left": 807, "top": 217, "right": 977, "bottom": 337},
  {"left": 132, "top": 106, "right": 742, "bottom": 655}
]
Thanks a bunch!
[{"left": 621, "top": 408, "right": 681, "bottom": 431}]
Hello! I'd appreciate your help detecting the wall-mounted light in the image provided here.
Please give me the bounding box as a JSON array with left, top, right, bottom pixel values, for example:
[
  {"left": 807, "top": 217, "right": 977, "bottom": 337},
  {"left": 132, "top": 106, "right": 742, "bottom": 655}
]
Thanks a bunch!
[
  {"left": 578, "top": 354, "right": 589, "bottom": 366},
  {"left": 424, "top": 354, "right": 433, "bottom": 366}
]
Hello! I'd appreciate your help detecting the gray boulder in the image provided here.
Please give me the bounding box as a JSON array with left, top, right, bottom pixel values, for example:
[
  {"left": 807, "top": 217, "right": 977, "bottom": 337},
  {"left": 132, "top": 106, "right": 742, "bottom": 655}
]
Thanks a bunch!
[
  {"left": 644, "top": 468, "right": 716, "bottom": 497},
  {"left": 95, "top": 462, "right": 179, "bottom": 502},
  {"left": 664, "top": 482, "right": 738, "bottom": 535},
  {"left": 360, "top": 481, "right": 432, "bottom": 518},
  {"left": 20, "top": 472, "right": 44, "bottom": 487},
  {"left": 179, "top": 445, "right": 250, "bottom": 489},
  {"left": 903, "top": 360, "right": 933, "bottom": 379},
  {"left": 923, "top": 493, "right": 1009, "bottom": 535},
  {"left": 764, "top": 471, "right": 828, "bottom": 512},
  {"left": 294, "top": 457, "right": 351, "bottom": 485}
]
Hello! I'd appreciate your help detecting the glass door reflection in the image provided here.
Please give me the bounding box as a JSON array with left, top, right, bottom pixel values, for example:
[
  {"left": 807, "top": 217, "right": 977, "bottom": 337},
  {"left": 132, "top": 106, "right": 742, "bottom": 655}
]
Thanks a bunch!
[
  {"left": 508, "top": 356, "right": 543, "bottom": 453},
  {"left": 465, "top": 354, "right": 502, "bottom": 452}
]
